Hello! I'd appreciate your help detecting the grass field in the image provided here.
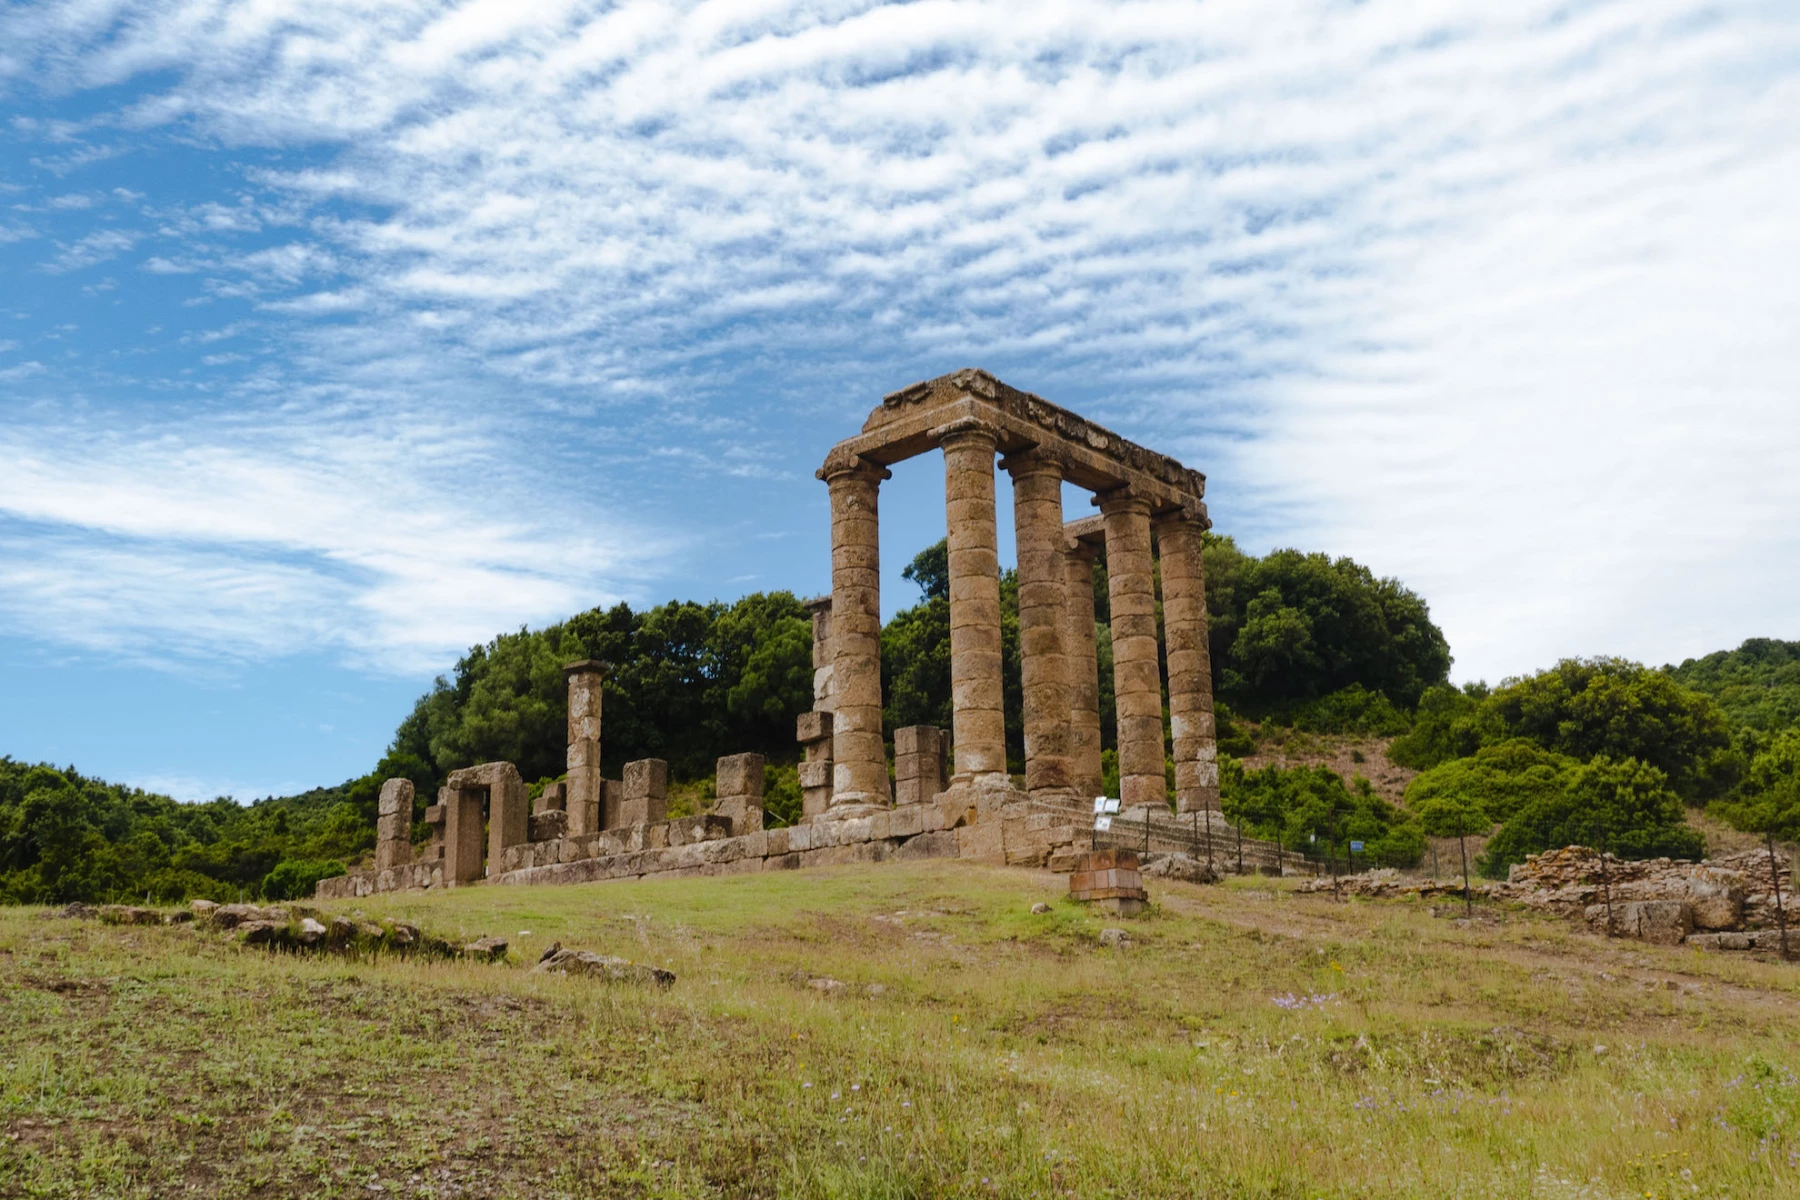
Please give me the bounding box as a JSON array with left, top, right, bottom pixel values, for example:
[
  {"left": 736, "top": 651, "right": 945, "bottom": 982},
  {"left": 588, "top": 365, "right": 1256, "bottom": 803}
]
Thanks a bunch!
[{"left": 4, "top": 862, "right": 1799, "bottom": 1198}]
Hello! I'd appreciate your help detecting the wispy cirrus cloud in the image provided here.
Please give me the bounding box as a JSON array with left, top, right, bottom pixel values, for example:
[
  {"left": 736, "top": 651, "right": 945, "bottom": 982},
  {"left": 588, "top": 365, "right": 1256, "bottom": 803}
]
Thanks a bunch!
[{"left": 0, "top": 0, "right": 1794, "bottom": 689}]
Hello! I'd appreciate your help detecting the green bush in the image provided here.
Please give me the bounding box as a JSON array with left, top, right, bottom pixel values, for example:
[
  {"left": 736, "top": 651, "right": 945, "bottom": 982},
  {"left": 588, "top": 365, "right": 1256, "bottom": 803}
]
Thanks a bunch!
[
  {"left": 1710, "top": 728, "right": 1800, "bottom": 842},
  {"left": 261, "top": 859, "right": 347, "bottom": 901},
  {"left": 1403, "top": 738, "right": 1578, "bottom": 824},
  {"left": 1479, "top": 755, "right": 1704, "bottom": 877},
  {"left": 1221, "top": 759, "right": 1422, "bottom": 867},
  {"left": 1289, "top": 685, "right": 1411, "bottom": 737}
]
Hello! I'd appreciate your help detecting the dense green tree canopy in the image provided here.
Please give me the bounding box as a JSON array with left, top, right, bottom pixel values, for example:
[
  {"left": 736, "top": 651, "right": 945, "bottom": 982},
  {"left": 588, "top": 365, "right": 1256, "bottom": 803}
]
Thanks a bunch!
[
  {"left": 1403, "top": 738, "right": 1580, "bottom": 826},
  {"left": 1202, "top": 536, "right": 1451, "bottom": 715},
  {"left": 1711, "top": 729, "right": 1800, "bottom": 843},
  {"left": 1667, "top": 638, "right": 1800, "bottom": 736},
  {"left": 1391, "top": 658, "right": 1735, "bottom": 804}
]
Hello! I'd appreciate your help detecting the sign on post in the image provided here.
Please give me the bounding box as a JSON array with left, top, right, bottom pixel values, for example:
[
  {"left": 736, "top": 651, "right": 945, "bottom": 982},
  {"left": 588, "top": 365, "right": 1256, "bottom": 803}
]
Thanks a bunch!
[{"left": 1350, "top": 840, "right": 1364, "bottom": 853}]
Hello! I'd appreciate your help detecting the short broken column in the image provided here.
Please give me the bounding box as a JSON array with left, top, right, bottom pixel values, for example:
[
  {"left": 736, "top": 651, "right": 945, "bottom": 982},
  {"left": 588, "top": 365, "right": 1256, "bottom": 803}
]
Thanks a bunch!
[
  {"left": 715, "top": 753, "right": 766, "bottom": 833},
  {"left": 939, "top": 419, "right": 1008, "bottom": 786},
  {"left": 821, "top": 455, "right": 892, "bottom": 808},
  {"left": 563, "top": 660, "right": 606, "bottom": 836},
  {"left": 894, "top": 726, "right": 948, "bottom": 806},
  {"left": 1099, "top": 489, "right": 1167, "bottom": 809},
  {"left": 375, "top": 779, "right": 414, "bottom": 871},
  {"left": 796, "top": 710, "right": 834, "bottom": 820},
  {"left": 1063, "top": 535, "right": 1105, "bottom": 801},
  {"left": 1153, "top": 510, "right": 1220, "bottom": 813},
  {"left": 620, "top": 759, "right": 669, "bottom": 826}
]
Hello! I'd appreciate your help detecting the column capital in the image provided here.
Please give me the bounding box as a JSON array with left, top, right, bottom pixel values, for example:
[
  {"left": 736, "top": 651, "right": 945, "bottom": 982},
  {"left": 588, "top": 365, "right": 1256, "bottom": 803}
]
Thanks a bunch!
[
  {"left": 997, "top": 445, "right": 1063, "bottom": 479},
  {"left": 1150, "top": 501, "right": 1212, "bottom": 532},
  {"left": 929, "top": 416, "right": 1001, "bottom": 450},
  {"left": 1064, "top": 534, "right": 1102, "bottom": 560},
  {"left": 817, "top": 450, "right": 893, "bottom": 484},
  {"left": 562, "top": 659, "right": 607, "bottom": 678},
  {"left": 1093, "top": 486, "right": 1152, "bottom": 518}
]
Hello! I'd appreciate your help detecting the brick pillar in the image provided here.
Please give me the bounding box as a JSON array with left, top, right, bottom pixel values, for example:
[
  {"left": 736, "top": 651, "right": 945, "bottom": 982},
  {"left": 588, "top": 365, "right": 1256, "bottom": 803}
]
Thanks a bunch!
[
  {"left": 715, "top": 752, "right": 766, "bottom": 834},
  {"left": 1099, "top": 490, "right": 1167, "bottom": 808},
  {"left": 938, "top": 419, "right": 1008, "bottom": 784},
  {"left": 1003, "top": 449, "right": 1074, "bottom": 799},
  {"left": 1063, "top": 536, "right": 1105, "bottom": 800},
  {"left": 375, "top": 779, "right": 414, "bottom": 871},
  {"left": 821, "top": 456, "right": 892, "bottom": 807},
  {"left": 1154, "top": 511, "right": 1220, "bottom": 813},
  {"left": 620, "top": 759, "right": 669, "bottom": 826},
  {"left": 796, "top": 710, "right": 834, "bottom": 820},
  {"left": 563, "top": 659, "right": 605, "bottom": 836},
  {"left": 894, "top": 725, "right": 947, "bottom": 805}
]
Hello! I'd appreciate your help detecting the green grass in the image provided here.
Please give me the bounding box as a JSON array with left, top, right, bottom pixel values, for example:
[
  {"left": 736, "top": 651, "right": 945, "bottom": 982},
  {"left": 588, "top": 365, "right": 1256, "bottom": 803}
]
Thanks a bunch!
[{"left": 4, "top": 862, "right": 1799, "bottom": 1198}]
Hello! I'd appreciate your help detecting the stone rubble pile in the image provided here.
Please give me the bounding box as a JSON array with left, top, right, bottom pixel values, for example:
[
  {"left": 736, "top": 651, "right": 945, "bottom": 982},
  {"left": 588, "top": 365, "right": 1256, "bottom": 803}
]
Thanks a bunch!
[{"left": 1302, "top": 846, "right": 1795, "bottom": 955}]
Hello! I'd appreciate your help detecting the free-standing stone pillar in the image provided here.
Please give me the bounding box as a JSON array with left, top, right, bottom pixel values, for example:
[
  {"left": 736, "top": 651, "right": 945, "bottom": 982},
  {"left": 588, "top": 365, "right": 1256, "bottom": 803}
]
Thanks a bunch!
[
  {"left": 821, "top": 455, "right": 892, "bottom": 808},
  {"left": 1098, "top": 489, "right": 1167, "bottom": 808},
  {"left": 715, "top": 752, "right": 766, "bottom": 834},
  {"left": 620, "top": 759, "right": 669, "bottom": 826},
  {"left": 1003, "top": 449, "right": 1074, "bottom": 799},
  {"left": 563, "top": 660, "right": 605, "bottom": 836},
  {"left": 442, "top": 784, "right": 485, "bottom": 887},
  {"left": 938, "top": 419, "right": 1008, "bottom": 785},
  {"left": 1153, "top": 511, "right": 1221, "bottom": 812},
  {"left": 375, "top": 779, "right": 414, "bottom": 871},
  {"left": 1062, "top": 536, "right": 1105, "bottom": 800}
]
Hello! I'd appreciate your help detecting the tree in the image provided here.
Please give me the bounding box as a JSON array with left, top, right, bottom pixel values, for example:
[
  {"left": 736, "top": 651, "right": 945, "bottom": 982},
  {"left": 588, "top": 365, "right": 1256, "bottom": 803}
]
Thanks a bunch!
[
  {"left": 1667, "top": 637, "right": 1800, "bottom": 735},
  {"left": 1712, "top": 730, "right": 1800, "bottom": 958},
  {"left": 1480, "top": 755, "right": 1704, "bottom": 877},
  {"left": 1403, "top": 738, "right": 1579, "bottom": 824}
]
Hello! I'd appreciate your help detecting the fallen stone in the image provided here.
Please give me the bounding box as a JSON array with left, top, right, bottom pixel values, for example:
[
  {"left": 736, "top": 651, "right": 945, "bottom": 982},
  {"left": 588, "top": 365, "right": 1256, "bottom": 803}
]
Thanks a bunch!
[
  {"left": 463, "top": 936, "right": 509, "bottom": 962},
  {"left": 531, "top": 948, "right": 675, "bottom": 988},
  {"left": 865, "top": 983, "right": 888, "bottom": 997},
  {"left": 190, "top": 899, "right": 218, "bottom": 920},
  {"left": 208, "top": 904, "right": 289, "bottom": 930},
  {"left": 538, "top": 940, "right": 562, "bottom": 964},
  {"left": 98, "top": 905, "right": 162, "bottom": 926},
  {"left": 238, "top": 920, "right": 284, "bottom": 945},
  {"left": 328, "top": 916, "right": 357, "bottom": 942},
  {"left": 296, "top": 917, "right": 328, "bottom": 945},
  {"left": 808, "top": 977, "right": 847, "bottom": 994},
  {"left": 1030, "top": 902, "right": 1052, "bottom": 914},
  {"left": 165, "top": 909, "right": 194, "bottom": 924},
  {"left": 1142, "top": 852, "right": 1220, "bottom": 884},
  {"left": 1099, "top": 928, "right": 1131, "bottom": 948},
  {"left": 43, "top": 902, "right": 98, "bottom": 920}
]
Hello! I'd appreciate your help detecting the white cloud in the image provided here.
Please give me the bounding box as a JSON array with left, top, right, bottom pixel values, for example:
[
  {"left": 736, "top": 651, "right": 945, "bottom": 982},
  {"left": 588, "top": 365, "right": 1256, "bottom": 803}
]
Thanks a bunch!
[{"left": 0, "top": 0, "right": 1795, "bottom": 683}]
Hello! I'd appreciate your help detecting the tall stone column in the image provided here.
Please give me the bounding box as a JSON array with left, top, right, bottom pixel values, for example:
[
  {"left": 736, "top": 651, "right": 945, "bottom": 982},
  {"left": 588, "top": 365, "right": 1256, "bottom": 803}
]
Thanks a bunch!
[
  {"left": 563, "top": 660, "right": 605, "bottom": 836},
  {"left": 1063, "top": 537, "right": 1105, "bottom": 800},
  {"left": 822, "top": 455, "right": 892, "bottom": 807},
  {"left": 937, "top": 420, "right": 1008, "bottom": 784},
  {"left": 1099, "top": 489, "right": 1167, "bottom": 808},
  {"left": 1154, "top": 511, "right": 1220, "bottom": 812},
  {"left": 1003, "top": 449, "right": 1074, "bottom": 799}
]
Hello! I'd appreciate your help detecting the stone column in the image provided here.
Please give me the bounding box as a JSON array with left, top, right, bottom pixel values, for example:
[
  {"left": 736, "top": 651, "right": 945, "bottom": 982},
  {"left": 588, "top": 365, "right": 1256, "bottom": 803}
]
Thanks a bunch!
[
  {"left": 1099, "top": 489, "right": 1167, "bottom": 808},
  {"left": 938, "top": 420, "right": 1008, "bottom": 784},
  {"left": 1063, "top": 537, "right": 1105, "bottom": 800},
  {"left": 822, "top": 456, "right": 892, "bottom": 808},
  {"left": 442, "top": 785, "right": 485, "bottom": 887},
  {"left": 893, "top": 725, "right": 948, "bottom": 805},
  {"left": 1003, "top": 449, "right": 1074, "bottom": 799},
  {"left": 1154, "top": 511, "right": 1220, "bottom": 812},
  {"left": 563, "top": 660, "right": 605, "bottom": 836}
]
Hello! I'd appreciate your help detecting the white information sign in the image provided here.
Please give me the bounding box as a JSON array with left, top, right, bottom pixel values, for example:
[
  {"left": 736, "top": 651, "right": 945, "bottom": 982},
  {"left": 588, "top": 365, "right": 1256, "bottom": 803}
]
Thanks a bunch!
[{"left": 1093, "top": 815, "right": 1114, "bottom": 832}]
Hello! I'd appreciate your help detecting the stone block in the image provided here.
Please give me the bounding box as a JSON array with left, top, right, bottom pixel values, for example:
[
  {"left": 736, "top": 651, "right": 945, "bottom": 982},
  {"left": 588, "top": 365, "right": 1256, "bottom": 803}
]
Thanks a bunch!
[
  {"left": 530, "top": 809, "right": 568, "bottom": 843},
  {"left": 717, "top": 753, "right": 766, "bottom": 800},
  {"left": 797, "top": 710, "right": 834, "bottom": 743},
  {"left": 620, "top": 760, "right": 669, "bottom": 826},
  {"left": 889, "top": 804, "right": 924, "bottom": 839},
  {"left": 423, "top": 804, "right": 445, "bottom": 826},
  {"left": 956, "top": 821, "right": 1004, "bottom": 864},
  {"left": 378, "top": 778, "right": 415, "bottom": 817},
  {"left": 788, "top": 824, "right": 814, "bottom": 852},
  {"left": 535, "top": 781, "right": 567, "bottom": 814},
  {"left": 765, "top": 828, "right": 790, "bottom": 856},
  {"left": 1609, "top": 899, "right": 1693, "bottom": 945},
  {"left": 798, "top": 760, "right": 833, "bottom": 789},
  {"left": 893, "top": 830, "right": 960, "bottom": 860}
]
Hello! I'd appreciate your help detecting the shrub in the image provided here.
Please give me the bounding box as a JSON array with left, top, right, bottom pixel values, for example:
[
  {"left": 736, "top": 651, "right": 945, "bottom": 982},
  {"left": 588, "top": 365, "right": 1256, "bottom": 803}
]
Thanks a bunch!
[
  {"left": 1479, "top": 756, "right": 1703, "bottom": 877},
  {"left": 1403, "top": 738, "right": 1579, "bottom": 824},
  {"left": 262, "top": 859, "right": 348, "bottom": 901}
]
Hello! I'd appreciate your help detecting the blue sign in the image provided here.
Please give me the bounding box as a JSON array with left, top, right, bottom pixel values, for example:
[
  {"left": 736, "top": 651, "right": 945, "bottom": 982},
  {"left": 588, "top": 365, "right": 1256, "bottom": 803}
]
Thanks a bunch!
[{"left": 1349, "top": 840, "right": 1365, "bottom": 853}]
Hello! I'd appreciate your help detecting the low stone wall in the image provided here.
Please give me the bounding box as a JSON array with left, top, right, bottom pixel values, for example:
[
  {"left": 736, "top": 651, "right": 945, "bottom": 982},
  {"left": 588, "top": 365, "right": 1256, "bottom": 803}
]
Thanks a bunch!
[{"left": 318, "top": 795, "right": 1100, "bottom": 899}]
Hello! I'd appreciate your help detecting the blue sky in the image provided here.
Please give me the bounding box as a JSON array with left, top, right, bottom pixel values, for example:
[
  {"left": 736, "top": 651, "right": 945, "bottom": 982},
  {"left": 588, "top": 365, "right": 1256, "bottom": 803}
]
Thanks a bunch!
[{"left": 2, "top": 0, "right": 1797, "bottom": 801}]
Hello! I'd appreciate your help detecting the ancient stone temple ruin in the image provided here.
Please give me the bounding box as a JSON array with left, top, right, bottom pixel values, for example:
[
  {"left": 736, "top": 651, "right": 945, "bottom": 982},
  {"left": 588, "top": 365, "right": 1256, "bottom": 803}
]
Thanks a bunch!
[{"left": 319, "top": 369, "right": 1303, "bottom": 901}]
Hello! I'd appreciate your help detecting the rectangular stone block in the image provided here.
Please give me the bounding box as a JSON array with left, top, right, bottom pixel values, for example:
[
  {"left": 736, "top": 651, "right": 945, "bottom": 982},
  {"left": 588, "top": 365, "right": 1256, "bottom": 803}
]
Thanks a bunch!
[
  {"left": 377, "top": 810, "right": 411, "bottom": 844},
  {"left": 765, "top": 828, "right": 791, "bottom": 856},
  {"left": 796, "top": 710, "right": 834, "bottom": 743},
  {"left": 534, "top": 781, "right": 567, "bottom": 814},
  {"left": 619, "top": 759, "right": 669, "bottom": 826},
  {"left": 378, "top": 778, "right": 415, "bottom": 818},
  {"left": 716, "top": 752, "right": 766, "bottom": 800},
  {"left": 894, "top": 830, "right": 960, "bottom": 860},
  {"left": 530, "top": 809, "right": 568, "bottom": 843},
  {"left": 798, "top": 759, "right": 833, "bottom": 789}
]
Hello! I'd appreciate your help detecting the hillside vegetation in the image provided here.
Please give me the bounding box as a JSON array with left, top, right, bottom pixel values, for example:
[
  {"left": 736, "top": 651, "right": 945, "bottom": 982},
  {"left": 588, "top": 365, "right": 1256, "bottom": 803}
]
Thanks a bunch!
[{"left": 5, "top": 862, "right": 1799, "bottom": 1198}]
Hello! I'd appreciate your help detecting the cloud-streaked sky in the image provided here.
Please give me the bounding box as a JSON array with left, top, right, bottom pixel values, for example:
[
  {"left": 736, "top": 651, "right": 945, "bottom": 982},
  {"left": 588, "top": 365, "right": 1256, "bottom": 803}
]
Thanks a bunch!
[{"left": 2, "top": 0, "right": 1796, "bottom": 800}]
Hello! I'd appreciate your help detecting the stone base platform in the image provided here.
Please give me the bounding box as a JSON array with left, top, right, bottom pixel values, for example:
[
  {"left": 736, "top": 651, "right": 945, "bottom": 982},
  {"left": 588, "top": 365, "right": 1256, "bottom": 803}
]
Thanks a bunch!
[{"left": 1068, "top": 848, "right": 1149, "bottom": 916}]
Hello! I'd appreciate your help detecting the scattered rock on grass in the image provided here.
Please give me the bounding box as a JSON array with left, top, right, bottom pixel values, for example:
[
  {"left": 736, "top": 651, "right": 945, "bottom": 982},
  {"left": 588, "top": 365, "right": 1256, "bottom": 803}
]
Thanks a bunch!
[
  {"left": 532, "top": 948, "right": 675, "bottom": 988},
  {"left": 1030, "top": 902, "right": 1052, "bottom": 915},
  {"left": 463, "top": 936, "right": 509, "bottom": 962},
  {"left": 1099, "top": 928, "right": 1131, "bottom": 948},
  {"left": 98, "top": 905, "right": 163, "bottom": 926},
  {"left": 1142, "top": 853, "right": 1219, "bottom": 884},
  {"left": 808, "top": 977, "right": 847, "bottom": 994}
]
